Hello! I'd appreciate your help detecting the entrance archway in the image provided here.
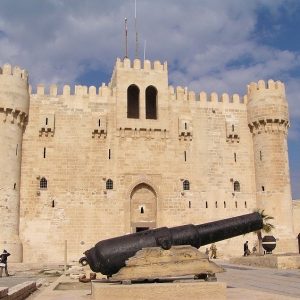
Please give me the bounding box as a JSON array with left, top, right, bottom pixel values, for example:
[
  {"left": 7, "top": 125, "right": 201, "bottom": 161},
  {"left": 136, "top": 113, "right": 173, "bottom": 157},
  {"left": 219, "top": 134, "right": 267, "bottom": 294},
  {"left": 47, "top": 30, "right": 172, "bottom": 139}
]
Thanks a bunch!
[{"left": 130, "top": 183, "right": 157, "bottom": 232}]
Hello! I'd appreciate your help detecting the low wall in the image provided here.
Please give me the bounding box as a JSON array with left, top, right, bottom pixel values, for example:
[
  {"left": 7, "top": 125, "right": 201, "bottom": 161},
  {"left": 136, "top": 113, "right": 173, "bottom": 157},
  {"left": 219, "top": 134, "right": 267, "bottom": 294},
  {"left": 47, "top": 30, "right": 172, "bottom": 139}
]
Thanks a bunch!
[
  {"left": 0, "top": 281, "right": 36, "bottom": 300},
  {"left": 230, "top": 254, "right": 300, "bottom": 269}
]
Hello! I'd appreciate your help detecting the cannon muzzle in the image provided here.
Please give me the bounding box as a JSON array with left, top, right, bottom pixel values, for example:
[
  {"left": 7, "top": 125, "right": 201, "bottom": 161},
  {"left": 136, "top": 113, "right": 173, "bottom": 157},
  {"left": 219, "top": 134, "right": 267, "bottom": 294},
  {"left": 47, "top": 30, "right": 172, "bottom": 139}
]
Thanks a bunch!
[{"left": 84, "top": 212, "right": 262, "bottom": 275}]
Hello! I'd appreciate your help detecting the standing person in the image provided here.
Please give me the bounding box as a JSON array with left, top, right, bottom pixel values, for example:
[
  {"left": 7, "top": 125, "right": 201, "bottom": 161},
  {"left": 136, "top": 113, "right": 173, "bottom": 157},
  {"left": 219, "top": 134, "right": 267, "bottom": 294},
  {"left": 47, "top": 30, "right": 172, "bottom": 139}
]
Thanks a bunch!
[
  {"left": 243, "top": 241, "right": 249, "bottom": 256},
  {"left": 0, "top": 250, "right": 11, "bottom": 277},
  {"left": 210, "top": 243, "right": 217, "bottom": 259}
]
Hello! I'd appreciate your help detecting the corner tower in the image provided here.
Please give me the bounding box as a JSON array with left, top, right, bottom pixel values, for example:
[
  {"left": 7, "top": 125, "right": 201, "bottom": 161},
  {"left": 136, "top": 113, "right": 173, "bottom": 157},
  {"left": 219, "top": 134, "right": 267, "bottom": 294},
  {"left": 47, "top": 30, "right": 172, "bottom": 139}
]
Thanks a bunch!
[
  {"left": 0, "top": 64, "right": 29, "bottom": 261},
  {"left": 247, "top": 80, "right": 296, "bottom": 252}
]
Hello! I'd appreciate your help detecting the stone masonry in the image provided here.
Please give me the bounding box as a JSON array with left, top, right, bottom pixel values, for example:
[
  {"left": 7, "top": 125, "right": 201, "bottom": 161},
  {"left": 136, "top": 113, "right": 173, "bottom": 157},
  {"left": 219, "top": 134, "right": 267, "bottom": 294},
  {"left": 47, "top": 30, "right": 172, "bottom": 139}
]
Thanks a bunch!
[{"left": 0, "top": 57, "right": 299, "bottom": 263}]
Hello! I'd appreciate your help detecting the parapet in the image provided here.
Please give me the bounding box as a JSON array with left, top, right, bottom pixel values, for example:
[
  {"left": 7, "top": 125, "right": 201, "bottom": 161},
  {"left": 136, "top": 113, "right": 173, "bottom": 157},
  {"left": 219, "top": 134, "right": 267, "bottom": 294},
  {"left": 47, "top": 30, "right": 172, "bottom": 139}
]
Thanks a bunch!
[
  {"left": 31, "top": 83, "right": 112, "bottom": 97},
  {"left": 247, "top": 79, "right": 285, "bottom": 98},
  {"left": 0, "top": 63, "right": 28, "bottom": 82},
  {"left": 115, "top": 57, "right": 167, "bottom": 72},
  {"left": 168, "top": 85, "right": 247, "bottom": 105}
]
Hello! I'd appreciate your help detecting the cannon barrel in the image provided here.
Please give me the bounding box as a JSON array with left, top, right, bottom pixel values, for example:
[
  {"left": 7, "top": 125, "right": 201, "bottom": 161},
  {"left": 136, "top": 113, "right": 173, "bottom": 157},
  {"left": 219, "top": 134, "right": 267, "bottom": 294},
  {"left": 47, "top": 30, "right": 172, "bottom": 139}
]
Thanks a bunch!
[{"left": 84, "top": 212, "right": 262, "bottom": 275}]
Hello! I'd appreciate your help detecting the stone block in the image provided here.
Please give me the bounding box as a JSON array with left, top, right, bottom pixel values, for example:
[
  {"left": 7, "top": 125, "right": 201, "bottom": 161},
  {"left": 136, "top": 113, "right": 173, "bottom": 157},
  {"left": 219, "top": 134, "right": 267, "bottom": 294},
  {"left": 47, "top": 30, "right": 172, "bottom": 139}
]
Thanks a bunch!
[{"left": 92, "top": 281, "right": 226, "bottom": 300}]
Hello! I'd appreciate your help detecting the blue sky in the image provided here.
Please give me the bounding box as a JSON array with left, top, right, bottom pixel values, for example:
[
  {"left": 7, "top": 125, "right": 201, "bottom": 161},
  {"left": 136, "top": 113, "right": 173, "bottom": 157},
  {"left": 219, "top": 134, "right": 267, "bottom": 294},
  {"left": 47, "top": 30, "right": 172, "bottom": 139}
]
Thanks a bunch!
[{"left": 0, "top": 0, "right": 299, "bottom": 198}]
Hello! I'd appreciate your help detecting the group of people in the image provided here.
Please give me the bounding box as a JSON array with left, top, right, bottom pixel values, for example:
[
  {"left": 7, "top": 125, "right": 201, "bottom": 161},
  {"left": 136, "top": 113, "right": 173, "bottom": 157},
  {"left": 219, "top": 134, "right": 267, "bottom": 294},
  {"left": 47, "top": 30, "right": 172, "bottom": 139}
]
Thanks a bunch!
[
  {"left": 243, "top": 241, "right": 257, "bottom": 256},
  {"left": 0, "top": 250, "right": 10, "bottom": 277},
  {"left": 205, "top": 243, "right": 218, "bottom": 259}
]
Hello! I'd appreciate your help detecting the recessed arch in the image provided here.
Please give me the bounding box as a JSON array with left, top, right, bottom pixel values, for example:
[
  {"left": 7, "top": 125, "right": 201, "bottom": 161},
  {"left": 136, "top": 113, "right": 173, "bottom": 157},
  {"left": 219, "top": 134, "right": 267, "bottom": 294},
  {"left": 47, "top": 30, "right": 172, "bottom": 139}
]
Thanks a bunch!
[
  {"left": 130, "top": 182, "right": 157, "bottom": 232},
  {"left": 127, "top": 84, "right": 140, "bottom": 119},
  {"left": 145, "top": 85, "right": 157, "bottom": 119}
]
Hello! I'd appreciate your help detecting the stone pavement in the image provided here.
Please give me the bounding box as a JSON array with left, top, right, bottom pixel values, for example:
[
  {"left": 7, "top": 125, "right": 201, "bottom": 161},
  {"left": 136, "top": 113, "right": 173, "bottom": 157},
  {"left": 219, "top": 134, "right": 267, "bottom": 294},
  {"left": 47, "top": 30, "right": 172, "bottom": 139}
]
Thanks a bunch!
[
  {"left": 218, "top": 260, "right": 300, "bottom": 299},
  {"left": 2, "top": 261, "right": 300, "bottom": 299}
]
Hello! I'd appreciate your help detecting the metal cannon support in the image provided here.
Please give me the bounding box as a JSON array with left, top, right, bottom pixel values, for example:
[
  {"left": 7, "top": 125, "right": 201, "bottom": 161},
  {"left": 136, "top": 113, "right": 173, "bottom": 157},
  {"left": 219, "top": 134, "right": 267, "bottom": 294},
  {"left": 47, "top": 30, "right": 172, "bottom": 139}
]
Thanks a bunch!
[{"left": 84, "top": 212, "right": 262, "bottom": 276}]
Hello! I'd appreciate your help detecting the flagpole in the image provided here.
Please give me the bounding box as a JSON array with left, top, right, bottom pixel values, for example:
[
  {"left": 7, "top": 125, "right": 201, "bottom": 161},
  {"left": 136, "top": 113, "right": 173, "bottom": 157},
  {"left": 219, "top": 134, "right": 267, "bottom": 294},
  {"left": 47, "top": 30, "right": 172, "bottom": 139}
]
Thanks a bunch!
[
  {"left": 135, "top": 0, "right": 138, "bottom": 59},
  {"left": 125, "top": 18, "right": 128, "bottom": 58}
]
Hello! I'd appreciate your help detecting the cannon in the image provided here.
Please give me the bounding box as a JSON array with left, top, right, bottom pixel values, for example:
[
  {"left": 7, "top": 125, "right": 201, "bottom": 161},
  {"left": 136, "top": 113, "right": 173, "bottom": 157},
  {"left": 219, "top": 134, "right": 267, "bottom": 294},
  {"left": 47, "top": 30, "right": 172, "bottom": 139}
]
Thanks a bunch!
[{"left": 83, "top": 212, "right": 262, "bottom": 276}]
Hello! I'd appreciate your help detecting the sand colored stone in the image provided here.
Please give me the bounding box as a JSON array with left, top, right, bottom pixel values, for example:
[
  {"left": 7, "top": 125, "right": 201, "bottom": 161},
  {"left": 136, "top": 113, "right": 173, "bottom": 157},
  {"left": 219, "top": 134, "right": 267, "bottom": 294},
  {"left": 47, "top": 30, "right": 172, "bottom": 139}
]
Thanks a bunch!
[
  {"left": 112, "top": 245, "right": 224, "bottom": 281},
  {"left": 0, "top": 58, "right": 299, "bottom": 264}
]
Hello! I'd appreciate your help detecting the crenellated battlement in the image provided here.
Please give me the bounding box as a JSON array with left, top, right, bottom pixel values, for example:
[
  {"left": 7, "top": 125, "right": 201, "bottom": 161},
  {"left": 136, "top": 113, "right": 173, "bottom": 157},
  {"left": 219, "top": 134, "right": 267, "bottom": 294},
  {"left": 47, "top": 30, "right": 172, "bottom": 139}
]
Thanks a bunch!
[
  {"left": 31, "top": 82, "right": 112, "bottom": 97},
  {"left": 114, "top": 57, "right": 167, "bottom": 72},
  {"left": 168, "top": 85, "right": 247, "bottom": 105},
  {"left": 0, "top": 63, "right": 28, "bottom": 82},
  {"left": 247, "top": 79, "right": 285, "bottom": 97}
]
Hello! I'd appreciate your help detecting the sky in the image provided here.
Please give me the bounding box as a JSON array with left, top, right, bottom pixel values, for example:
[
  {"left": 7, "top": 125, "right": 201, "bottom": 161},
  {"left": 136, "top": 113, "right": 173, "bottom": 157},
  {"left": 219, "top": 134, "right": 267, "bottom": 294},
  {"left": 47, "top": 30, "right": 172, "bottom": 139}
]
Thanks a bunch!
[{"left": 0, "top": 0, "right": 299, "bottom": 198}]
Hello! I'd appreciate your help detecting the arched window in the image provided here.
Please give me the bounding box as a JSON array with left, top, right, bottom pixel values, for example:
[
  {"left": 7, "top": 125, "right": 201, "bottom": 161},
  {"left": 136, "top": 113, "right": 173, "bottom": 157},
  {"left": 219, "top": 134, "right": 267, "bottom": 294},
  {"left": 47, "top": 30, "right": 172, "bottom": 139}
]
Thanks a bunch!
[
  {"left": 183, "top": 180, "right": 190, "bottom": 190},
  {"left": 106, "top": 179, "right": 113, "bottom": 190},
  {"left": 40, "top": 177, "right": 47, "bottom": 189},
  {"left": 127, "top": 84, "right": 139, "bottom": 119},
  {"left": 145, "top": 86, "right": 157, "bottom": 119},
  {"left": 234, "top": 181, "right": 240, "bottom": 192}
]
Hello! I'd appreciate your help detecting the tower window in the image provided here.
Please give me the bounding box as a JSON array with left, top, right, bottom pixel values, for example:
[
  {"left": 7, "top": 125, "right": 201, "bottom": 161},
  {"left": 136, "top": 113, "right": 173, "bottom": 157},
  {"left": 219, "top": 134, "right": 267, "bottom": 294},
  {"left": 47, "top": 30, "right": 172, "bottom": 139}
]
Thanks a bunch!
[
  {"left": 52, "top": 200, "right": 55, "bottom": 208},
  {"left": 234, "top": 153, "right": 237, "bottom": 162},
  {"left": 245, "top": 201, "right": 247, "bottom": 208},
  {"left": 140, "top": 206, "right": 144, "bottom": 214},
  {"left": 184, "top": 151, "right": 187, "bottom": 162},
  {"left": 224, "top": 201, "right": 226, "bottom": 208},
  {"left": 145, "top": 85, "right": 157, "bottom": 119},
  {"left": 109, "top": 149, "right": 111, "bottom": 160},
  {"left": 106, "top": 179, "right": 113, "bottom": 190},
  {"left": 43, "top": 147, "right": 46, "bottom": 158},
  {"left": 99, "top": 119, "right": 101, "bottom": 127},
  {"left": 215, "top": 201, "right": 218, "bottom": 208},
  {"left": 235, "top": 201, "right": 238, "bottom": 208},
  {"left": 189, "top": 201, "right": 191, "bottom": 208},
  {"left": 234, "top": 181, "right": 240, "bottom": 192},
  {"left": 14, "top": 183, "right": 16, "bottom": 190},
  {"left": 232, "top": 124, "right": 235, "bottom": 132},
  {"left": 262, "top": 186, "right": 265, "bottom": 191},
  {"left": 183, "top": 180, "right": 190, "bottom": 190},
  {"left": 40, "top": 177, "right": 48, "bottom": 189},
  {"left": 184, "top": 122, "right": 187, "bottom": 130},
  {"left": 206, "top": 201, "right": 208, "bottom": 208},
  {"left": 127, "top": 84, "right": 140, "bottom": 119},
  {"left": 46, "top": 117, "right": 48, "bottom": 125},
  {"left": 16, "top": 144, "right": 18, "bottom": 156}
]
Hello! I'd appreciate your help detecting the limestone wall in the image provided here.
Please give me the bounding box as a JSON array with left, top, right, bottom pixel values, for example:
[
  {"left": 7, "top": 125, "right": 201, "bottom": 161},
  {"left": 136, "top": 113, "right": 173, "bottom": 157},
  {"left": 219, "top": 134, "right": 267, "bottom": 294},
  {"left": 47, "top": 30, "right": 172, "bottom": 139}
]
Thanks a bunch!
[{"left": 19, "top": 58, "right": 260, "bottom": 263}]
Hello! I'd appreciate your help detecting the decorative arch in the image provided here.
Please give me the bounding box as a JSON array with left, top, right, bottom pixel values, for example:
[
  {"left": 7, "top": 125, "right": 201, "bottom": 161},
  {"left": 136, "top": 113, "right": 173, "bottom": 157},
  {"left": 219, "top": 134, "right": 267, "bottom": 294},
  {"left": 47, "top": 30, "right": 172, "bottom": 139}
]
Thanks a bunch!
[
  {"left": 129, "top": 180, "right": 158, "bottom": 232},
  {"left": 145, "top": 85, "right": 157, "bottom": 119},
  {"left": 127, "top": 84, "right": 140, "bottom": 119}
]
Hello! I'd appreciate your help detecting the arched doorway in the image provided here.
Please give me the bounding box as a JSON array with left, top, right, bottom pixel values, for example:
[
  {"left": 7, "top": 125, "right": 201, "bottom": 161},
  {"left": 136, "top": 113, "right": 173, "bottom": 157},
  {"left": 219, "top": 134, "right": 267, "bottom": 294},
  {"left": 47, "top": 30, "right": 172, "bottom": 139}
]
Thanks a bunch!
[{"left": 130, "top": 183, "right": 157, "bottom": 232}]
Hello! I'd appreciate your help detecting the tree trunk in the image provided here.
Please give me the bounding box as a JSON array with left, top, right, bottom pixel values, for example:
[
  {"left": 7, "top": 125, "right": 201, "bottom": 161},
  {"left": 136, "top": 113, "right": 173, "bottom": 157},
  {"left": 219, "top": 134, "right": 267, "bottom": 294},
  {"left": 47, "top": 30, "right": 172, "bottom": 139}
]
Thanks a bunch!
[{"left": 257, "top": 230, "right": 263, "bottom": 255}]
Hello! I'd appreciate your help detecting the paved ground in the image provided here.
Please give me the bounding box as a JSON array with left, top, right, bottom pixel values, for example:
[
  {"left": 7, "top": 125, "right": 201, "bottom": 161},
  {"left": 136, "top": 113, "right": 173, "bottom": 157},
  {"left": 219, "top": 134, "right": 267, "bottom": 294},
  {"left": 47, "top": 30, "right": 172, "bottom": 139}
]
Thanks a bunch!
[
  {"left": 218, "top": 260, "right": 300, "bottom": 299},
  {"left": 1, "top": 260, "right": 300, "bottom": 299}
]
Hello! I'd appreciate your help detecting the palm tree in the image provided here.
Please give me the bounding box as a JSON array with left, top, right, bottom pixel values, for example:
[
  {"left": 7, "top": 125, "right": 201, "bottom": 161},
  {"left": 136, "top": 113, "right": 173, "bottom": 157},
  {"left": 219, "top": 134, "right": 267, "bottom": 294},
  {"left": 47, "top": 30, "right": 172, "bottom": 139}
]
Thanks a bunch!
[{"left": 254, "top": 209, "right": 275, "bottom": 255}]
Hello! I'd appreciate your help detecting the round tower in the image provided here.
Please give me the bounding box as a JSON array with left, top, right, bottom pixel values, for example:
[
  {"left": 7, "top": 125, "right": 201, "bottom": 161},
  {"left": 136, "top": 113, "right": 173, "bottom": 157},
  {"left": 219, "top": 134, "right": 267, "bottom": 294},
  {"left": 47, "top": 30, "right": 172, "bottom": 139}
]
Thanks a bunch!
[
  {"left": 247, "top": 79, "right": 296, "bottom": 252},
  {"left": 0, "top": 64, "right": 29, "bottom": 262}
]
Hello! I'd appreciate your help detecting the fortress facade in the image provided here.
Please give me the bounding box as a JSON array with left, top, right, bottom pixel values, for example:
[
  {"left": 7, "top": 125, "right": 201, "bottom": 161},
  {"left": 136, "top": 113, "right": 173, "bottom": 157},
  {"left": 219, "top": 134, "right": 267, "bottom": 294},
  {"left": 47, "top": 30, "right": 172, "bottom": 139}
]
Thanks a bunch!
[{"left": 0, "top": 57, "right": 299, "bottom": 263}]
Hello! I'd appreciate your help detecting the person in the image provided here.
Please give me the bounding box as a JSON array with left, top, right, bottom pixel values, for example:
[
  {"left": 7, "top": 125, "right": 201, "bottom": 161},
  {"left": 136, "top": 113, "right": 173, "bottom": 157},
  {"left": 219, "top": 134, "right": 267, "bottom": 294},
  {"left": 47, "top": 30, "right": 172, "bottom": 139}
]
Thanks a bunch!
[
  {"left": 243, "top": 241, "right": 250, "bottom": 256},
  {"left": 210, "top": 243, "right": 217, "bottom": 259},
  {"left": 205, "top": 248, "right": 209, "bottom": 256},
  {"left": 252, "top": 244, "right": 257, "bottom": 255},
  {"left": 0, "top": 250, "right": 11, "bottom": 277}
]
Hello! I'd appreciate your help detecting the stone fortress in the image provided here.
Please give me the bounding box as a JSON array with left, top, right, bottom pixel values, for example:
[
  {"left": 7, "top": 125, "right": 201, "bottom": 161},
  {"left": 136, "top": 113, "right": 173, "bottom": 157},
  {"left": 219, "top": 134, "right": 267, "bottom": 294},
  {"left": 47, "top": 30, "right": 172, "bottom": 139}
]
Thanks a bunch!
[{"left": 1, "top": 57, "right": 300, "bottom": 263}]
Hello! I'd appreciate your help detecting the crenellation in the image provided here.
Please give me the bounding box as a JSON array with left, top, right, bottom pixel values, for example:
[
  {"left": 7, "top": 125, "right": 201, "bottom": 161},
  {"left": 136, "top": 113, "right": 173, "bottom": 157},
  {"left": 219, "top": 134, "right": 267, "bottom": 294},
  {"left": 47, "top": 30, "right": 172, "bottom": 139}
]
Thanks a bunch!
[
  {"left": 144, "top": 59, "right": 151, "bottom": 70},
  {"left": 63, "top": 85, "right": 71, "bottom": 96},
  {"left": 89, "top": 86, "right": 97, "bottom": 96},
  {"left": 232, "top": 94, "right": 240, "bottom": 104},
  {"left": 199, "top": 91, "right": 207, "bottom": 102},
  {"left": 210, "top": 92, "right": 218, "bottom": 103},
  {"left": 247, "top": 79, "right": 285, "bottom": 98},
  {"left": 221, "top": 93, "right": 229, "bottom": 103},
  {"left": 37, "top": 84, "right": 45, "bottom": 95},
  {"left": 2, "top": 63, "right": 12, "bottom": 75},
  {"left": 50, "top": 84, "right": 58, "bottom": 96},
  {"left": 133, "top": 58, "right": 141, "bottom": 69}
]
